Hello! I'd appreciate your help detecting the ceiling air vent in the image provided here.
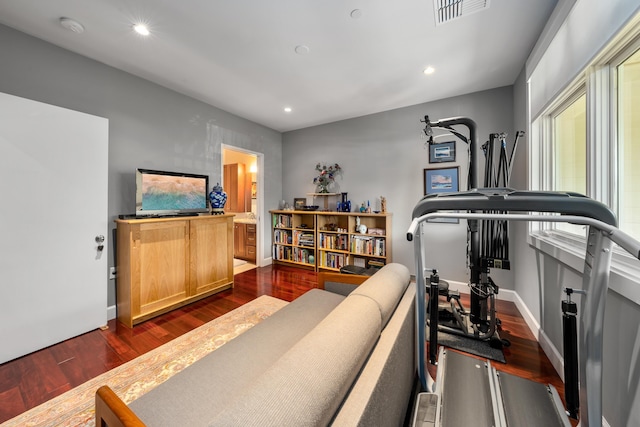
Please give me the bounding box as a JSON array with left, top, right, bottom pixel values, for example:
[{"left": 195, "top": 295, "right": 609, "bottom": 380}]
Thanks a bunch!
[{"left": 434, "top": 0, "right": 490, "bottom": 25}]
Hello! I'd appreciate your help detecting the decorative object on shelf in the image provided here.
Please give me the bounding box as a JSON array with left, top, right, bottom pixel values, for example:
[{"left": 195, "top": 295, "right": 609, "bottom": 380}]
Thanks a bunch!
[
  {"left": 294, "top": 198, "right": 306, "bottom": 210},
  {"left": 209, "top": 183, "right": 228, "bottom": 214},
  {"left": 339, "top": 192, "right": 351, "bottom": 212},
  {"left": 380, "top": 196, "right": 387, "bottom": 213},
  {"left": 313, "top": 163, "right": 341, "bottom": 193}
]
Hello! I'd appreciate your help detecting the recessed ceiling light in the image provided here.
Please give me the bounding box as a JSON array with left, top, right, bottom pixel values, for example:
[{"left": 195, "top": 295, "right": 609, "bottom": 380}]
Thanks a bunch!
[
  {"left": 284, "top": 107, "right": 292, "bottom": 113},
  {"left": 350, "top": 9, "right": 363, "bottom": 19},
  {"left": 295, "top": 45, "right": 310, "bottom": 55},
  {"left": 423, "top": 66, "right": 435, "bottom": 75},
  {"left": 133, "top": 23, "right": 150, "bottom": 36},
  {"left": 59, "top": 17, "right": 85, "bottom": 34}
]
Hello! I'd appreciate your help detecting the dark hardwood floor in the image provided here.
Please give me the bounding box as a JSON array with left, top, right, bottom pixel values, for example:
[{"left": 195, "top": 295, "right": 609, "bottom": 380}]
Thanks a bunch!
[{"left": 0, "top": 265, "right": 565, "bottom": 424}]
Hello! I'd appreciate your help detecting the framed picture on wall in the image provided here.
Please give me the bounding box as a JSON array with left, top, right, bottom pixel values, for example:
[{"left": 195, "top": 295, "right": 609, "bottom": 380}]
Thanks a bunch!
[
  {"left": 423, "top": 166, "right": 460, "bottom": 223},
  {"left": 424, "top": 166, "right": 459, "bottom": 195},
  {"left": 429, "top": 141, "right": 456, "bottom": 163}
]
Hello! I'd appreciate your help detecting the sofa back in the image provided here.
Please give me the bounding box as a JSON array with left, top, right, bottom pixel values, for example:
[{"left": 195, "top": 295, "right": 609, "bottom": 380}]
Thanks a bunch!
[
  {"left": 332, "top": 266, "right": 416, "bottom": 426},
  {"left": 209, "top": 263, "right": 411, "bottom": 427},
  {"left": 350, "top": 263, "right": 411, "bottom": 327}
]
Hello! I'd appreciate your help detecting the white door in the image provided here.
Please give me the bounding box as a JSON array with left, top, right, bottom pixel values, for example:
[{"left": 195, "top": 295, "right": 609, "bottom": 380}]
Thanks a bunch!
[{"left": 0, "top": 92, "right": 108, "bottom": 364}]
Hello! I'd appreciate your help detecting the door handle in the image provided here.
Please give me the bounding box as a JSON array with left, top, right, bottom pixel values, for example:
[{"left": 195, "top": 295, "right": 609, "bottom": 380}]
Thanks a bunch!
[{"left": 95, "top": 235, "right": 105, "bottom": 251}]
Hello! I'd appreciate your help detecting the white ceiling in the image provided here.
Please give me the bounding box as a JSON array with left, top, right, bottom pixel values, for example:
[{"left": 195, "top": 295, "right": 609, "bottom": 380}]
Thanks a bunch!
[{"left": 0, "top": 0, "right": 557, "bottom": 132}]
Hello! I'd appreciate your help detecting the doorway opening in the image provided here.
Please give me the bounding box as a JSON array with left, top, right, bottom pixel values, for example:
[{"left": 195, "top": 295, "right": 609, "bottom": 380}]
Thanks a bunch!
[{"left": 222, "top": 145, "right": 262, "bottom": 275}]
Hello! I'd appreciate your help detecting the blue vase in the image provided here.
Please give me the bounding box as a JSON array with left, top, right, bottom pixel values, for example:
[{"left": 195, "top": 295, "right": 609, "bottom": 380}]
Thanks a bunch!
[{"left": 209, "top": 183, "right": 228, "bottom": 215}]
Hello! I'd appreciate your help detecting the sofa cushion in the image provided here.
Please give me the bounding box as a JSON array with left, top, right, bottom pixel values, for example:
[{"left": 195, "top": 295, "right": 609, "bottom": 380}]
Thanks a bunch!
[
  {"left": 129, "top": 289, "right": 345, "bottom": 427},
  {"left": 350, "top": 263, "right": 410, "bottom": 328},
  {"left": 331, "top": 284, "right": 416, "bottom": 426},
  {"left": 209, "top": 294, "right": 383, "bottom": 427}
]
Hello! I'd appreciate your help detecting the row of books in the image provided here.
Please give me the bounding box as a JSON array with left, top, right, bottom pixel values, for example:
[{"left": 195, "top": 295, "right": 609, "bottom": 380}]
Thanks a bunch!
[
  {"left": 351, "top": 236, "right": 386, "bottom": 256},
  {"left": 273, "top": 246, "right": 314, "bottom": 264},
  {"left": 273, "top": 229, "right": 291, "bottom": 244},
  {"left": 273, "top": 214, "right": 292, "bottom": 228},
  {"left": 319, "top": 251, "right": 346, "bottom": 269},
  {"left": 293, "top": 230, "right": 314, "bottom": 247},
  {"left": 318, "top": 233, "right": 349, "bottom": 251}
]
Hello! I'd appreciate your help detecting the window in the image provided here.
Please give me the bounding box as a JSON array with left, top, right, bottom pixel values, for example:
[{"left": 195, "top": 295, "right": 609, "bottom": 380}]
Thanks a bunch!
[
  {"left": 531, "top": 22, "right": 640, "bottom": 285},
  {"left": 552, "top": 93, "right": 587, "bottom": 236},
  {"left": 535, "top": 45, "right": 640, "bottom": 241},
  {"left": 616, "top": 48, "right": 640, "bottom": 241}
]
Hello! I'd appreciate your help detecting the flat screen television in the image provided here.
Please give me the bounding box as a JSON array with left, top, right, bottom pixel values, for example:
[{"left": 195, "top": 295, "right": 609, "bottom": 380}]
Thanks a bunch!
[{"left": 136, "top": 168, "right": 209, "bottom": 216}]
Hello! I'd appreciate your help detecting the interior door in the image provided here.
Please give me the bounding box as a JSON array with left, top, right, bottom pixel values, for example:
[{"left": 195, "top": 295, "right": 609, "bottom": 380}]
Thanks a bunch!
[{"left": 0, "top": 92, "right": 108, "bottom": 364}]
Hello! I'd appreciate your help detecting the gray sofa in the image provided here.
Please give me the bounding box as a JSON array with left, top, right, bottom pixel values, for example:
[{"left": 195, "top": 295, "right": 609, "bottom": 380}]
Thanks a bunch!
[{"left": 95, "top": 263, "right": 416, "bottom": 426}]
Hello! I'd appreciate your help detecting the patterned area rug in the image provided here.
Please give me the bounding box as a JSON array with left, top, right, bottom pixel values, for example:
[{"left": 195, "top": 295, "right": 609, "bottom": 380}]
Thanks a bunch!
[{"left": 1, "top": 295, "right": 288, "bottom": 427}]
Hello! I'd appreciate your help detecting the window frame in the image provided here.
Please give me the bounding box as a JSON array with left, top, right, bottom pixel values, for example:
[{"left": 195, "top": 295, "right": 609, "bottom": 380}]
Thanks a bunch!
[{"left": 529, "top": 23, "right": 640, "bottom": 303}]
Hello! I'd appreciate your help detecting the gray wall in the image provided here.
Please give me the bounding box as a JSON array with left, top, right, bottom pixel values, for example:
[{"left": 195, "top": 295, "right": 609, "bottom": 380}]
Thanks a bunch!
[
  {"left": 0, "top": 24, "right": 282, "bottom": 309},
  {"left": 283, "top": 86, "right": 516, "bottom": 287}
]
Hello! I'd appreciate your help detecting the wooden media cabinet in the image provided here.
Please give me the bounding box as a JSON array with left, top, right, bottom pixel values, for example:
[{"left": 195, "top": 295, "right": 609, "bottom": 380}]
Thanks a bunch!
[{"left": 115, "top": 214, "right": 234, "bottom": 327}]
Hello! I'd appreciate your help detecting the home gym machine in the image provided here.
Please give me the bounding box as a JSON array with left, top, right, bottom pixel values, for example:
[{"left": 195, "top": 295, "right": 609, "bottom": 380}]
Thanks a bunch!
[
  {"left": 420, "top": 116, "right": 523, "bottom": 352},
  {"left": 407, "top": 188, "right": 640, "bottom": 426}
]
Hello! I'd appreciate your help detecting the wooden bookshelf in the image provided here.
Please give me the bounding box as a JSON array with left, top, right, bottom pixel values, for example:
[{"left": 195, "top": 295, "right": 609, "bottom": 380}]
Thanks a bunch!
[{"left": 271, "top": 210, "right": 392, "bottom": 272}]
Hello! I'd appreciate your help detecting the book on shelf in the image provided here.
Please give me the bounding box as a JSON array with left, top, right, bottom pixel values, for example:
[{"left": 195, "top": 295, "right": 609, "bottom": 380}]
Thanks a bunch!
[
  {"left": 318, "top": 233, "right": 348, "bottom": 250},
  {"left": 273, "top": 245, "right": 292, "bottom": 261},
  {"left": 368, "top": 260, "right": 385, "bottom": 269},
  {"left": 350, "top": 235, "right": 386, "bottom": 257},
  {"left": 293, "top": 230, "right": 314, "bottom": 247},
  {"left": 320, "top": 251, "right": 346, "bottom": 269},
  {"left": 274, "top": 229, "right": 291, "bottom": 244},
  {"left": 293, "top": 247, "right": 313, "bottom": 264},
  {"left": 274, "top": 214, "right": 292, "bottom": 228}
]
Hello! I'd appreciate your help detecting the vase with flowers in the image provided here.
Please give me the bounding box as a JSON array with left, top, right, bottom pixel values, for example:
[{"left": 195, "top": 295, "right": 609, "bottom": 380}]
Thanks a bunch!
[{"left": 313, "top": 163, "right": 341, "bottom": 193}]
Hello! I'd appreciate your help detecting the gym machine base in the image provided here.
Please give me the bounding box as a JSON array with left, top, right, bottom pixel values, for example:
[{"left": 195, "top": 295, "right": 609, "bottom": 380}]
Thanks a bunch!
[
  {"left": 413, "top": 347, "right": 569, "bottom": 427},
  {"left": 407, "top": 188, "right": 640, "bottom": 426}
]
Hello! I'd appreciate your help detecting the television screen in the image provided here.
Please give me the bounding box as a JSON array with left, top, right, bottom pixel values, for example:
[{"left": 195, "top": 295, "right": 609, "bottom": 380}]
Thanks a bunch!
[{"left": 136, "top": 169, "right": 209, "bottom": 216}]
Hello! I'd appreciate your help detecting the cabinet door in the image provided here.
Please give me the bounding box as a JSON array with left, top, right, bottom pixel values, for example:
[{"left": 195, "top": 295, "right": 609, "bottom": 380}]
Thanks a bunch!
[
  {"left": 190, "top": 217, "right": 234, "bottom": 295},
  {"left": 234, "top": 223, "right": 245, "bottom": 258},
  {"left": 224, "top": 163, "right": 249, "bottom": 213},
  {"left": 245, "top": 224, "right": 256, "bottom": 262},
  {"left": 134, "top": 221, "right": 190, "bottom": 318}
]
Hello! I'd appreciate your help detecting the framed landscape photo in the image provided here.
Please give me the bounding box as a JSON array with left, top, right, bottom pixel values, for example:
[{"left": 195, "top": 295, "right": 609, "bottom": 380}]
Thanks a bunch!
[
  {"left": 424, "top": 166, "right": 459, "bottom": 195},
  {"left": 429, "top": 141, "right": 456, "bottom": 163},
  {"left": 423, "top": 167, "right": 459, "bottom": 223}
]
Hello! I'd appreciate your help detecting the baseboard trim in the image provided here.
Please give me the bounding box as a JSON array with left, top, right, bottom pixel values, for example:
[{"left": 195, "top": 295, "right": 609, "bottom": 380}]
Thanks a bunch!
[
  {"left": 445, "top": 280, "right": 518, "bottom": 303},
  {"left": 107, "top": 305, "right": 116, "bottom": 321},
  {"left": 539, "top": 328, "right": 564, "bottom": 379}
]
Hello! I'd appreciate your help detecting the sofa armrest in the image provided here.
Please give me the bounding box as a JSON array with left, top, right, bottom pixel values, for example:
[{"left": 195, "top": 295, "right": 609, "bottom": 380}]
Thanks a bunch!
[
  {"left": 317, "top": 272, "right": 369, "bottom": 295},
  {"left": 96, "top": 385, "right": 146, "bottom": 427}
]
